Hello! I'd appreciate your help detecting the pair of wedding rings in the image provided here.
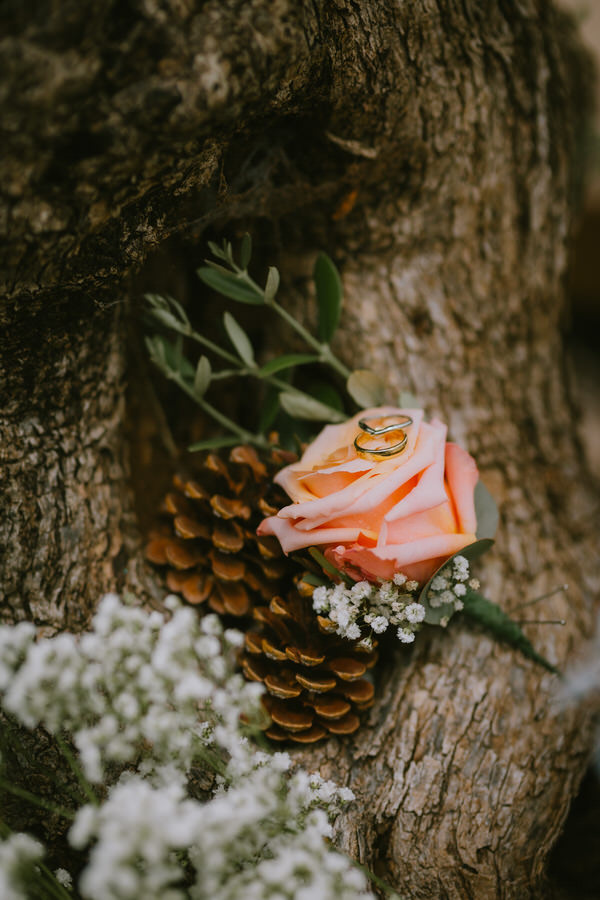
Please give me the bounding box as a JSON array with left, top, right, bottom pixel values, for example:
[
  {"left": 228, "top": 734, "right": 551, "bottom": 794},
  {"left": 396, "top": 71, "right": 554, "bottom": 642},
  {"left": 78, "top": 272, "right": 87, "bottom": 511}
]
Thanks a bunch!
[{"left": 353, "top": 415, "right": 413, "bottom": 459}]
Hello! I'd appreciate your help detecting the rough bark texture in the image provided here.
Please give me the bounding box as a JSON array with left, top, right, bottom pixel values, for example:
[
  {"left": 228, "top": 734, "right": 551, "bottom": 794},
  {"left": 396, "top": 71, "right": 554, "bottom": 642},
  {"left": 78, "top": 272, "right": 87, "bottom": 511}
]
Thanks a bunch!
[{"left": 1, "top": 1, "right": 598, "bottom": 897}]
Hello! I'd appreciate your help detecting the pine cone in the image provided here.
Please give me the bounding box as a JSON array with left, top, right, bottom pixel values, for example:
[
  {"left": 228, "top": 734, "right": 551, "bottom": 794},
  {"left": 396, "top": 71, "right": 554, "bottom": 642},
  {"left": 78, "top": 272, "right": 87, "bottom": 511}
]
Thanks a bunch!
[
  {"left": 145, "top": 445, "right": 295, "bottom": 617},
  {"left": 146, "top": 443, "right": 378, "bottom": 743},
  {"left": 243, "top": 582, "right": 378, "bottom": 743}
]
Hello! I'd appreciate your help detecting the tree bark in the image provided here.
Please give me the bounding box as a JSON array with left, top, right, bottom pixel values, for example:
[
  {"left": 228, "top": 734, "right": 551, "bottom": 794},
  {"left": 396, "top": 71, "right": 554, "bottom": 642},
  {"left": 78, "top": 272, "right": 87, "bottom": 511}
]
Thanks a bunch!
[{"left": 1, "top": 1, "right": 598, "bottom": 897}]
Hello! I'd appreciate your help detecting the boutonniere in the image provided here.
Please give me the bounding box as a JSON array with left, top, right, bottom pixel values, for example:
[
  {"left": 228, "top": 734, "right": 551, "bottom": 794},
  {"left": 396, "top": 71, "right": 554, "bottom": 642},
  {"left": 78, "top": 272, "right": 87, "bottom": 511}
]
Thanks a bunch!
[{"left": 145, "top": 236, "right": 560, "bottom": 743}]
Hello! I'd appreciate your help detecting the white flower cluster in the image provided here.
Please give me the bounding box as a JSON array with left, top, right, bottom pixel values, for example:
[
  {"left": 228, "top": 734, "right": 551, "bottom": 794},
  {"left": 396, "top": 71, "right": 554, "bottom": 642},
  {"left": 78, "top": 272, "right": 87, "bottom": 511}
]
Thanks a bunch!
[
  {"left": 70, "top": 763, "right": 363, "bottom": 900},
  {"left": 0, "top": 833, "right": 44, "bottom": 900},
  {"left": 0, "top": 595, "right": 373, "bottom": 900},
  {"left": 312, "top": 572, "right": 424, "bottom": 646},
  {"left": 0, "top": 594, "right": 262, "bottom": 783},
  {"left": 427, "top": 554, "right": 479, "bottom": 624}
]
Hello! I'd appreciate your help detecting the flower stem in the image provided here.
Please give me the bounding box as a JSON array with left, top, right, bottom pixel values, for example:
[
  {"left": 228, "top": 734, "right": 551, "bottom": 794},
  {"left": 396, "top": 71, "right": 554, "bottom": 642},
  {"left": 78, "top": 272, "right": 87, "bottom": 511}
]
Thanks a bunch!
[
  {"left": 268, "top": 297, "right": 351, "bottom": 378},
  {"left": 171, "top": 372, "right": 269, "bottom": 448},
  {"left": 56, "top": 735, "right": 99, "bottom": 807},
  {"left": 0, "top": 778, "right": 74, "bottom": 820}
]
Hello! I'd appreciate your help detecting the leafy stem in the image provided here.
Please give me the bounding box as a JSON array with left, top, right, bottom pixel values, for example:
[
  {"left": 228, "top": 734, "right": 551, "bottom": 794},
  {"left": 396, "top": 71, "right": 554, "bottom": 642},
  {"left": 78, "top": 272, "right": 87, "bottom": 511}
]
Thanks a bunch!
[
  {"left": 56, "top": 735, "right": 100, "bottom": 807},
  {"left": 168, "top": 370, "right": 269, "bottom": 448},
  {"left": 0, "top": 778, "right": 75, "bottom": 821}
]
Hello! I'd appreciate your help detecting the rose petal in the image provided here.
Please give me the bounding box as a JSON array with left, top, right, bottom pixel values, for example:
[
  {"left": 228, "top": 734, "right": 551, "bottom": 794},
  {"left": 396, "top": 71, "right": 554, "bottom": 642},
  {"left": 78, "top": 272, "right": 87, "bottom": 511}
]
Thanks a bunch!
[
  {"left": 338, "top": 422, "right": 438, "bottom": 518},
  {"left": 384, "top": 420, "right": 448, "bottom": 521},
  {"left": 445, "top": 442, "right": 478, "bottom": 534},
  {"left": 257, "top": 516, "right": 361, "bottom": 553},
  {"left": 335, "top": 532, "right": 476, "bottom": 580}
]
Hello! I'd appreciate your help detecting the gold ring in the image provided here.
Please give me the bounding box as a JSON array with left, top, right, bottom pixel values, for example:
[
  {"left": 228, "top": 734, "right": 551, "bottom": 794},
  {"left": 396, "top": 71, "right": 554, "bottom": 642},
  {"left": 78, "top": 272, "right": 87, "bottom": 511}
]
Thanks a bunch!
[
  {"left": 354, "top": 429, "right": 408, "bottom": 458},
  {"left": 357, "top": 415, "right": 413, "bottom": 436},
  {"left": 353, "top": 414, "right": 413, "bottom": 459}
]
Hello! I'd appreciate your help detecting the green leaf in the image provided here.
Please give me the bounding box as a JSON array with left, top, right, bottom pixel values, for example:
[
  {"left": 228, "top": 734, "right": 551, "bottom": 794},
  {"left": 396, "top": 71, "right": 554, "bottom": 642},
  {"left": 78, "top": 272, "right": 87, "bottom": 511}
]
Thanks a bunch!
[
  {"left": 148, "top": 307, "right": 189, "bottom": 334},
  {"left": 474, "top": 480, "right": 499, "bottom": 540},
  {"left": 258, "top": 385, "right": 281, "bottom": 434},
  {"left": 157, "top": 336, "right": 191, "bottom": 377},
  {"left": 223, "top": 312, "right": 256, "bottom": 367},
  {"left": 398, "top": 391, "right": 419, "bottom": 408},
  {"left": 314, "top": 252, "right": 342, "bottom": 342},
  {"left": 198, "top": 267, "right": 264, "bottom": 305},
  {"left": 194, "top": 356, "right": 212, "bottom": 396},
  {"left": 301, "top": 572, "right": 329, "bottom": 587},
  {"left": 309, "top": 380, "right": 344, "bottom": 412},
  {"left": 145, "top": 335, "right": 166, "bottom": 367},
  {"left": 188, "top": 436, "right": 241, "bottom": 452},
  {"left": 264, "top": 266, "right": 280, "bottom": 303},
  {"left": 144, "top": 292, "right": 169, "bottom": 310},
  {"left": 308, "top": 547, "right": 354, "bottom": 586},
  {"left": 165, "top": 294, "right": 190, "bottom": 327},
  {"left": 279, "top": 391, "right": 347, "bottom": 423},
  {"left": 462, "top": 590, "right": 560, "bottom": 674},
  {"left": 208, "top": 241, "right": 229, "bottom": 262},
  {"left": 419, "top": 539, "right": 494, "bottom": 625},
  {"left": 259, "top": 354, "right": 319, "bottom": 376},
  {"left": 347, "top": 369, "right": 386, "bottom": 407},
  {"left": 204, "top": 259, "right": 238, "bottom": 276},
  {"left": 240, "top": 233, "right": 252, "bottom": 270}
]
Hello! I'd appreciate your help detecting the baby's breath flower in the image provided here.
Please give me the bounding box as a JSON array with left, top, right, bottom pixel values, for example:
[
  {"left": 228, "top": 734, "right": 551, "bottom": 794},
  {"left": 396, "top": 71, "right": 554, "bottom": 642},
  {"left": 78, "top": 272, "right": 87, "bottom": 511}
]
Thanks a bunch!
[
  {"left": 0, "top": 594, "right": 373, "bottom": 900},
  {"left": 312, "top": 572, "right": 425, "bottom": 645},
  {"left": 370, "top": 616, "right": 389, "bottom": 634},
  {"left": 404, "top": 603, "right": 426, "bottom": 624},
  {"left": 54, "top": 868, "right": 73, "bottom": 889},
  {"left": 396, "top": 627, "right": 416, "bottom": 644},
  {"left": 0, "top": 833, "right": 44, "bottom": 900}
]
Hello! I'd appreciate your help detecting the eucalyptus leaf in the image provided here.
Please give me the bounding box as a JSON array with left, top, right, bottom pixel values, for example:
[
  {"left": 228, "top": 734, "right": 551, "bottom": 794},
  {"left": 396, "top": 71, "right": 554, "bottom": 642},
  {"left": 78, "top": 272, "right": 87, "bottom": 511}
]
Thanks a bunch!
[
  {"left": 314, "top": 252, "right": 343, "bottom": 342},
  {"left": 398, "top": 391, "right": 419, "bottom": 408},
  {"left": 144, "top": 292, "right": 169, "bottom": 310},
  {"left": 198, "top": 267, "right": 264, "bottom": 305},
  {"left": 208, "top": 241, "right": 229, "bottom": 262},
  {"left": 188, "top": 436, "right": 241, "bottom": 452},
  {"left": 160, "top": 337, "right": 194, "bottom": 378},
  {"left": 204, "top": 259, "right": 238, "bottom": 276},
  {"left": 264, "top": 266, "right": 280, "bottom": 303},
  {"left": 347, "top": 369, "right": 386, "bottom": 407},
  {"left": 474, "top": 480, "right": 499, "bottom": 540},
  {"left": 240, "top": 233, "right": 252, "bottom": 270},
  {"left": 148, "top": 307, "right": 189, "bottom": 334},
  {"left": 258, "top": 385, "right": 281, "bottom": 434},
  {"left": 279, "top": 391, "right": 347, "bottom": 423},
  {"left": 165, "top": 295, "right": 190, "bottom": 327},
  {"left": 259, "top": 354, "right": 319, "bottom": 376},
  {"left": 309, "top": 381, "right": 344, "bottom": 412},
  {"left": 462, "top": 590, "right": 559, "bottom": 674},
  {"left": 145, "top": 335, "right": 166, "bottom": 366},
  {"left": 194, "top": 356, "right": 212, "bottom": 397},
  {"left": 223, "top": 312, "right": 256, "bottom": 367},
  {"left": 419, "top": 539, "right": 494, "bottom": 625}
]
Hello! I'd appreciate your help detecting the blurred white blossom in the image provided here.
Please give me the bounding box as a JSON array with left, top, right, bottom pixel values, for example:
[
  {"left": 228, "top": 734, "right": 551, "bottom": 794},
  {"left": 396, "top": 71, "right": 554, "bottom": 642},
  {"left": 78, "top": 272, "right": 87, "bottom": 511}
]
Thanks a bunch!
[{"left": 0, "top": 594, "right": 374, "bottom": 900}]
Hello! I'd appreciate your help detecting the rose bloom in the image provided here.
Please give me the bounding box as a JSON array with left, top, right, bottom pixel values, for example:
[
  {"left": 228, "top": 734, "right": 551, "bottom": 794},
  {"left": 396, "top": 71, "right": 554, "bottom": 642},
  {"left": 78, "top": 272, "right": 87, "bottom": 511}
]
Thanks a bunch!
[{"left": 258, "top": 406, "right": 479, "bottom": 585}]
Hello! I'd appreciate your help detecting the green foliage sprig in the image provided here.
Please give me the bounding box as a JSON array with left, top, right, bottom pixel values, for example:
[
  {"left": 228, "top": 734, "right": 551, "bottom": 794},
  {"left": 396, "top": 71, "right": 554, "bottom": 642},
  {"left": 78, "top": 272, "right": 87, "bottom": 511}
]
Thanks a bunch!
[{"left": 145, "top": 235, "right": 391, "bottom": 450}]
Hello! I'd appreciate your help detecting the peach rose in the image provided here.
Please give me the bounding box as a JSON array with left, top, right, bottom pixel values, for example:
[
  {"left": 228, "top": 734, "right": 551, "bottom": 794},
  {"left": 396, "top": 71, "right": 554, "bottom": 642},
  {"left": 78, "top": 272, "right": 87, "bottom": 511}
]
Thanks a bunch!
[{"left": 258, "top": 406, "right": 479, "bottom": 585}]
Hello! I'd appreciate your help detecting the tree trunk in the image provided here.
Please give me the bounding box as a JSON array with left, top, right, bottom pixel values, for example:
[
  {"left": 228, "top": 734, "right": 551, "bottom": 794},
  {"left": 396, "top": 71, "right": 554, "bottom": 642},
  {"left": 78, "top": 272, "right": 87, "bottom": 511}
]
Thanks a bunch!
[{"left": 1, "top": 2, "right": 597, "bottom": 897}]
